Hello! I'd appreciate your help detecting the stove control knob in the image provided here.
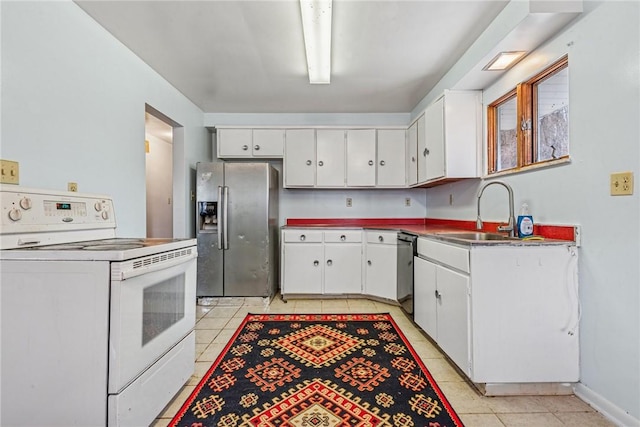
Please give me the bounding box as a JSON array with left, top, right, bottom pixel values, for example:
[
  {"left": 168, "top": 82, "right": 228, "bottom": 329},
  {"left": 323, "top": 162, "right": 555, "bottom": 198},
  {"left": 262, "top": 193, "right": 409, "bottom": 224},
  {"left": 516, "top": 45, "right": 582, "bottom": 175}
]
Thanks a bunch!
[
  {"left": 8, "top": 208, "right": 22, "bottom": 221},
  {"left": 94, "top": 202, "right": 102, "bottom": 212},
  {"left": 19, "top": 197, "right": 32, "bottom": 210},
  {"left": 101, "top": 210, "right": 109, "bottom": 220}
]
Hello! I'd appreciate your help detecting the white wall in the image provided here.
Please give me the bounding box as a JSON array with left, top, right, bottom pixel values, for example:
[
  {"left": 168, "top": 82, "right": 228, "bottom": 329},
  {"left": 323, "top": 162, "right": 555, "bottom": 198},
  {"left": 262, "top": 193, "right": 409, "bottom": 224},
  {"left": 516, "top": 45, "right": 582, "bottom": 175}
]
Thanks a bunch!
[
  {"left": 419, "top": 2, "right": 640, "bottom": 422},
  {"left": 1, "top": 1, "right": 208, "bottom": 237}
]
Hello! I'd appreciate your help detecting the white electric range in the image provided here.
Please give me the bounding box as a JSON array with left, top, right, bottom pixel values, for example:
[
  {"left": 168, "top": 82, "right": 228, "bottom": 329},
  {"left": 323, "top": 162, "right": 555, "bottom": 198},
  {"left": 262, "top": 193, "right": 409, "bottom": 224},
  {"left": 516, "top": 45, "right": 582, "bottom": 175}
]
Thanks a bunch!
[{"left": 0, "top": 185, "right": 198, "bottom": 426}]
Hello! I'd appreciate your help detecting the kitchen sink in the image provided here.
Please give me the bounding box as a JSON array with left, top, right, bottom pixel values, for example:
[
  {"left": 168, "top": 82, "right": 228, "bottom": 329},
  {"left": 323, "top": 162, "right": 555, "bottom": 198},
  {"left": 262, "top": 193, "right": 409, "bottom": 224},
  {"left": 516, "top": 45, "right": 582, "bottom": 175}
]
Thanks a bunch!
[{"left": 435, "top": 231, "right": 519, "bottom": 242}]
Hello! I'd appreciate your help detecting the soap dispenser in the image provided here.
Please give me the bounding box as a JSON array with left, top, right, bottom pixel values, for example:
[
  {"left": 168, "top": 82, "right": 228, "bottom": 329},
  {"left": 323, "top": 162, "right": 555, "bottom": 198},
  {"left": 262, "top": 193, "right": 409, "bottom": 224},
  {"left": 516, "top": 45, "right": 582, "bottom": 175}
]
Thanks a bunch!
[{"left": 517, "top": 203, "right": 534, "bottom": 238}]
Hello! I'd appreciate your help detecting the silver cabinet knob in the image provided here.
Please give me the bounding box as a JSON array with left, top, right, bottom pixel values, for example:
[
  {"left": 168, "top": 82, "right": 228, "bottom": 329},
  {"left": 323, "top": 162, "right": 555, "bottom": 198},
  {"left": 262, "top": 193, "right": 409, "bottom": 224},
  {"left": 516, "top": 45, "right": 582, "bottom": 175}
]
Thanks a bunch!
[
  {"left": 340, "top": 235, "right": 346, "bottom": 241},
  {"left": 367, "top": 260, "right": 372, "bottom": 266},
  {"left": 435, "top": 290, "right": 441, "bottom": 299},
  {"left": 299, "top": 234, "right": 306, "bottom": 241},
  {"left": 242, "top": 145, "right": 249, "bottom": 151},
  {"left": 368, "top": 160, "right": 374, "bottom": 166},
  {"left": 411, "top": 156, "right": 416, "bottom": 162},
  {"left": 378, "top": 235, "right": 384, "bottom": 242},
  {"left": 380, "top": 160, "right": 385, "bottom": 166},
  {"left": 424, "top": 148, "right": 430, "bottom": 156},
  {"left": 313, "top": 260, "right": 319, "bottom": 266},
  {"left": 318, "top": 160, "right": 324, "bottom": 167},
  {"left": 254, "top": 144, "right": 260, "bottom": 150},
  {"left": 326, "top": 259, "right": 333, "bottom": 266},
  {"left": 306, "top": 160, "right": 312, "bottom": 166}
]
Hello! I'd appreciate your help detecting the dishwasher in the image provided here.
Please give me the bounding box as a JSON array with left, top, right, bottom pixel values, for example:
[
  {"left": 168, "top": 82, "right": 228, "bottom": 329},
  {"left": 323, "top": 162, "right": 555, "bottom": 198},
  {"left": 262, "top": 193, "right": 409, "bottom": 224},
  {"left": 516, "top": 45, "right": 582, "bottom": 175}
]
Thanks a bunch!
[{"left": 397, "top": 232, "right": 418, "bottom": 317}]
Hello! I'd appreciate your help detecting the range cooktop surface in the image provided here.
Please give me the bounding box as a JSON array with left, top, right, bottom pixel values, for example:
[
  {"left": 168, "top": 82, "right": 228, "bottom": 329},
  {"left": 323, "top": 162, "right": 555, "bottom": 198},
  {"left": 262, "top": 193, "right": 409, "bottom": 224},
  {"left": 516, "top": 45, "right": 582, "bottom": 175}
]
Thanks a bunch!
[{"left": 0, "top": 237, "right": 197, "bottom": 261}]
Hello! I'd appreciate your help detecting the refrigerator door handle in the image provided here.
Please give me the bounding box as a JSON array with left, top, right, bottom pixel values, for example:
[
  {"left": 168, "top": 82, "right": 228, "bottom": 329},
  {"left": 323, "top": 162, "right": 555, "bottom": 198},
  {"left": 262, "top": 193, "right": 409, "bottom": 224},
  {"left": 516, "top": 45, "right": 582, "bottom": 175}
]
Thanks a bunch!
[
  {"left": 223, "top": 186, "right": 229, "bottom": 250},
  {"left": 217, "top": 186, "right": 223, "bottom": 250}
]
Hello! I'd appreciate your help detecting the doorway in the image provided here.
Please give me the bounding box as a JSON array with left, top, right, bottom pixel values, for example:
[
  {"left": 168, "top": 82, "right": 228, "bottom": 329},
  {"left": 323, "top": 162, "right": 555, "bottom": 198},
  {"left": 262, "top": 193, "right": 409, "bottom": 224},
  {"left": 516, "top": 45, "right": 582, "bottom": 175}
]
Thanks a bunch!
[{"left": 144, "top": 106, "right": 177, "bottom": 238}]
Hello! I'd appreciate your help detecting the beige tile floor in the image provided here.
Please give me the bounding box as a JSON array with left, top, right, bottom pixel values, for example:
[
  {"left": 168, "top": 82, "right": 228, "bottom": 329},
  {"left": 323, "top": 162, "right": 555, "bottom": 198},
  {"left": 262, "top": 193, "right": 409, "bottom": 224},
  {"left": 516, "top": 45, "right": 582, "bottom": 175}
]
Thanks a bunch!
[{"left": 152, "top": 296, "right": 615, "bottom": 427}]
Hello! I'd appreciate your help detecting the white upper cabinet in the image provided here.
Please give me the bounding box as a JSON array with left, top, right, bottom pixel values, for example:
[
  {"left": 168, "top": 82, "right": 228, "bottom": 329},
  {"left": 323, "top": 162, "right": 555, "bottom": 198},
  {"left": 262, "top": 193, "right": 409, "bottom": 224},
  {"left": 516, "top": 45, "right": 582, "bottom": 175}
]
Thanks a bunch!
[
  {"left": 377, "top": 129, "right": 406, "bottom": 187},
  {"left": 217, "top": 128, "right": 252, "bottom": 158},
  {"left": 217, "top": 128, "right": 284, "bottom": 158},
  {"left": 416, "top": 114, "right": 427, "bottom": 183},
  {"left": 413, "top": 90, "right": 482, "bottom": 187},
  {"left": 424, "top": 97, "right": 446, "bottom": 181},
  {"left": 346, "top": 129, "right": 376, "bottom": 187},
  {"left": 252, "top": 129, "right": 285, "bottom": 157},
  {"left": 407, "top": 123, "right": 418, "bottom": 186},
  {"left": 284, "top": 129, "right": 316, "bottom": 187},
  {"left": 316, "top": 130, "right": 346, "bottom": 187}
]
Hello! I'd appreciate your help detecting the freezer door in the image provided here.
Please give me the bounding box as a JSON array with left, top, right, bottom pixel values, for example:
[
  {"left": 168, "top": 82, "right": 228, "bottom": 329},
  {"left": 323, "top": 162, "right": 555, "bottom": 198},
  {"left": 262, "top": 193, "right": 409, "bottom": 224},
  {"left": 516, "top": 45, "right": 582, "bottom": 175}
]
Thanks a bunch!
[
  {"left": 223, "top": 163, "right": 273, "bottom": 296},
  {"left": 196, "top": 162, "right": 224, "bottom": 297}
]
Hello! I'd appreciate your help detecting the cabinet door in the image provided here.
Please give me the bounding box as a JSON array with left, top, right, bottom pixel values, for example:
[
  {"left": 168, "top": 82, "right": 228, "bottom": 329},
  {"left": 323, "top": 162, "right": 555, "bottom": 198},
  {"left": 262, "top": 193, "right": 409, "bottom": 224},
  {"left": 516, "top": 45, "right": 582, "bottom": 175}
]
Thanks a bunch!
[
  {"left": 424, "top": 97, "right": 446, "bottom": 181},
  {"left": 436, "top": 265, "right": 470, "bottom": 375},
  {"left": 316, "top": 130, "right": 346, "bottom": 187},
  {"left": 364, "top": 244, "right": 397, "bottom": 300},
  {"left": 282, "top": 243, "right": 323, "bottom": 294},
  {"left": 284, "top": 129, "right": 315, "bottom": 187},
  {"left": 252, "top": 129, "right": 284, "bottom": 157},
  {"left": 407, "top": 122, "right": 418, "bottom": 186},
  {"left": 323, "top": 244, "right": 362, "bottom": 294},
  {"left": 377, "top": 129, "right": 406, "bottom": 187},
  {"left": 413, "top": 257, "right": 437, "bottom": 339},
  {"left": 416, "top": 115, "right": 428, "bottom": 183},
  {"left": 346, "top": 129, "right": 376, "bottom": 187},
  {"left": 217, "top": 129, "right": 252, "bottom": 158}
]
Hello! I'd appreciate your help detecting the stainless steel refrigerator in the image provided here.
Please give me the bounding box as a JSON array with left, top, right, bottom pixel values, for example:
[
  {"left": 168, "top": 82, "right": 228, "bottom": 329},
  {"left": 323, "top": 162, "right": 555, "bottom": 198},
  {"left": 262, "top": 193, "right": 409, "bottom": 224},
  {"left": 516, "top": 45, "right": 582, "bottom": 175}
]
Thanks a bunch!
[{"left": 195, "top": 162, "right": 279, "bottom": 297}]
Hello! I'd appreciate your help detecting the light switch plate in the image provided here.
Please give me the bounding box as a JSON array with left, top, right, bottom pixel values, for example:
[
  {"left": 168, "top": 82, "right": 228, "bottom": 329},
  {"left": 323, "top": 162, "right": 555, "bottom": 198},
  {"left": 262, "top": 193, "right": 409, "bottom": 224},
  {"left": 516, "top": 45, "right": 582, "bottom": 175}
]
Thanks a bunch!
[
  {"left": 610, "top": 172, "right": 634, "bottom": 196},
  {"left": 0, "top": 160, "right": 19, "bottom": 184}
]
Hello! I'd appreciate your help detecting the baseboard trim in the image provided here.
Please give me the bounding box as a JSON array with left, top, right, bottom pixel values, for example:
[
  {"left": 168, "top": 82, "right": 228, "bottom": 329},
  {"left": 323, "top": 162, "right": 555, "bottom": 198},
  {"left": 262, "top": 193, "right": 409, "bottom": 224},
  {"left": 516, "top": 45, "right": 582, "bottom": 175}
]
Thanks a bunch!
[{"left": 574, "top": 383, "right": 640, "bottom": 427}]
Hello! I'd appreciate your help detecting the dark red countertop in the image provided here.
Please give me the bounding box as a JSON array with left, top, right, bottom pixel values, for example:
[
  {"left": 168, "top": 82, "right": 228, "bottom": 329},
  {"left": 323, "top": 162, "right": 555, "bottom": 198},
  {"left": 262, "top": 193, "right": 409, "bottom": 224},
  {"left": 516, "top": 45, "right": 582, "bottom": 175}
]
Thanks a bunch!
[{"left": 285, "top": 217, "right": 576, "bottom": 242}]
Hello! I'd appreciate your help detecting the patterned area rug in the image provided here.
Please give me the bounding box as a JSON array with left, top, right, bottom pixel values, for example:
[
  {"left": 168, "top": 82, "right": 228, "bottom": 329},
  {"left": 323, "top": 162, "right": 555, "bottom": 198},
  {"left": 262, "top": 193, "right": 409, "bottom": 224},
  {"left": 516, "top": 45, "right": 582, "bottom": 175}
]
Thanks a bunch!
[{"left": 169, "top": 313, "right": 463, "bottom": 427}]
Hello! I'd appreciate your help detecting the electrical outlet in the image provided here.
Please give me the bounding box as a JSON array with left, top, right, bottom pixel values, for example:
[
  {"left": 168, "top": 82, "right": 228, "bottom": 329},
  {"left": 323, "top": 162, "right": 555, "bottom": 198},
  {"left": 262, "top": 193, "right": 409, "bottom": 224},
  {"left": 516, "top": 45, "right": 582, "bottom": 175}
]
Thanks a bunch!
[
  {"left": 0, "top": 159, "right": 19, "bottom": 184},
  {"left": 610, "top": 171, "right": 634, "bottom": 196},
  {"left": 346, "top": 197, "right": 353, "bottom": 207},
  {"left": 405, "top": 198, "right": 411, "bottom": 207},
  {"left": 68, "top": 182, "right": 78, "bottom": 192}
]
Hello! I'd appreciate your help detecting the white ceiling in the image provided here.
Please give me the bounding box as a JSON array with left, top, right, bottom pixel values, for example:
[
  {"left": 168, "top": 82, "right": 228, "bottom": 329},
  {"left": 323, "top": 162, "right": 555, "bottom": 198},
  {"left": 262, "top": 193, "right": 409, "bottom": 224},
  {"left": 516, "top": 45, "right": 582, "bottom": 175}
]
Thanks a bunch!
[{"left": 75, "top": 0, "right": 509, "bottom": 114}]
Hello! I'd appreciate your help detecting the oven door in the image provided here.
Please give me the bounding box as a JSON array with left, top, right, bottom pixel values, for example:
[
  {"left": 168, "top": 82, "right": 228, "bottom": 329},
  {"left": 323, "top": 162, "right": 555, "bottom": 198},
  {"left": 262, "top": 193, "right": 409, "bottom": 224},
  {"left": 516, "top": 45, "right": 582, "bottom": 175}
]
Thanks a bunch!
[{"left": 108, "top": 248, "right": 197, "bottom": 394}]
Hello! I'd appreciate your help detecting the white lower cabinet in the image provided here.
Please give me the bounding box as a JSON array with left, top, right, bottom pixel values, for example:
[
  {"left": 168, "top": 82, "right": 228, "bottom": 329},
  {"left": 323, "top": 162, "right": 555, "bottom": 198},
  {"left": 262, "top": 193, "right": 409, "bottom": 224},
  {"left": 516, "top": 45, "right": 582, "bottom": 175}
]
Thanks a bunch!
[
  {"left": 283, "top": 242, "right": 323, "bottom": 294},
  {"left": 414, "top": 237, "right": 580, "bottom": 384},
  {"left": 323, "top": 243, "right": 362, "bottom": 294},
  {"left": 414, "top": 255, "right": 470, "bottom": 376},
  {"left": 363, "top": 231, "right": 397, "bottom": 301},
  {"left": 281, "top": 229, "right": 362, "bottom": 296}
]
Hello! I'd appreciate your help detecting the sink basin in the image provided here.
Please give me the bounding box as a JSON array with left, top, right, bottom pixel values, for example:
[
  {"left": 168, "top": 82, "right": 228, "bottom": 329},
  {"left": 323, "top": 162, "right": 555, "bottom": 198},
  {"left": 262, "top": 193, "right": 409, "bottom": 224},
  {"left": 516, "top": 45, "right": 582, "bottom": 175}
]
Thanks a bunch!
[{"left": 435, "top": 232, "right": 518, "bottom": 242}]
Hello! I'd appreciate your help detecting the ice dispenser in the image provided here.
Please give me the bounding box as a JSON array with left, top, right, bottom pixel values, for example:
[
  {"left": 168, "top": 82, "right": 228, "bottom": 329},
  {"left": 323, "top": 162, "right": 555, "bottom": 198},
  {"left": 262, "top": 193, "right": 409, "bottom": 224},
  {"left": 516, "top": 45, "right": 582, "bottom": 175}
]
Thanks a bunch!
[{"left": 198, "top": 201, "right": 218, "bottom": 232}]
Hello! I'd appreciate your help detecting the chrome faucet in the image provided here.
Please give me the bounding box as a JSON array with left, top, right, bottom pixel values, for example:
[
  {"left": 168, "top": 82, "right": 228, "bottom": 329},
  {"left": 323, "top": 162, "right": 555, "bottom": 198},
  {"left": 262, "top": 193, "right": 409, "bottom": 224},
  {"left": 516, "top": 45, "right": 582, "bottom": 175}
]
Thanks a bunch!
[{"left": 476, "top": 181, "right": 516, "bottom": 237}]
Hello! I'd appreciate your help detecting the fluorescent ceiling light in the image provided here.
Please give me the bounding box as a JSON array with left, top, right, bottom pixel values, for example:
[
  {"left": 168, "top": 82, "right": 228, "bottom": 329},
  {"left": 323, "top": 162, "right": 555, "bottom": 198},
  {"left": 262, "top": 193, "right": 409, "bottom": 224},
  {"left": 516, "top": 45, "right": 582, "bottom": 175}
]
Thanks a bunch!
[
  {"left": 482, "top": 51, "right": 527, "bottom": 71},
  {"left": 300, "top": 0, "right": 332, "bottom": 84}
]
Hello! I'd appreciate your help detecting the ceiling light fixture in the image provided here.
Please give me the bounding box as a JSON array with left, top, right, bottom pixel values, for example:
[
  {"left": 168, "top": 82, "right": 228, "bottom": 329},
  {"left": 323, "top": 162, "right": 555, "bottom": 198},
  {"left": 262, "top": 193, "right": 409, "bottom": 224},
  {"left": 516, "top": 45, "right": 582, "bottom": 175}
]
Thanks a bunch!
[
  {"left": 482, "top": 51, "right": 527, "bottom": 71},
  {"left": 300, "top": 0, "right": 332, "bottom": 84}
]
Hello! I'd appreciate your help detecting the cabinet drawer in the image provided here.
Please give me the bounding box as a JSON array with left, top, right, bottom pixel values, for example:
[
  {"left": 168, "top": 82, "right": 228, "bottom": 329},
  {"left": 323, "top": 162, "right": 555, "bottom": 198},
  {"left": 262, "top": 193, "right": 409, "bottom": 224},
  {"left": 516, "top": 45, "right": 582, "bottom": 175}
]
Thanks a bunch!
[
  {"left": 417, "top": 237, "right": 469, "bottom": 273},
  {"left": 324, "top": 230, "right": 362, "bottom": 243},
  {"left": 366, "top": 231, "right": 397, "bottom": 245},
  {"left": 283, "top": 229, "right": 323, "bottom": 243}
]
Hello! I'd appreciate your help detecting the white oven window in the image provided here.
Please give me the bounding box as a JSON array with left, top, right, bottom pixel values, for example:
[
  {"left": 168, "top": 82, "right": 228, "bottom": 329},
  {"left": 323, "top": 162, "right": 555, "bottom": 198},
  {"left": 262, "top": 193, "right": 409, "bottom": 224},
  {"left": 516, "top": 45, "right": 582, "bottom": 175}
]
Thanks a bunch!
[{"left": 142, "top": 275, "right": 186, "bottom": 346}]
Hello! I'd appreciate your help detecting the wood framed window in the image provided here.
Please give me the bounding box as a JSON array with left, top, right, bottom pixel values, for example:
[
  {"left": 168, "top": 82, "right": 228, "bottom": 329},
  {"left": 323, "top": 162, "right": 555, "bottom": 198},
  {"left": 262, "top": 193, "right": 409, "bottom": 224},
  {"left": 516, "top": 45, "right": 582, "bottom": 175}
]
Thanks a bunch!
[{"left": 487, "top": 55, "right": 569, "bottom": 175}]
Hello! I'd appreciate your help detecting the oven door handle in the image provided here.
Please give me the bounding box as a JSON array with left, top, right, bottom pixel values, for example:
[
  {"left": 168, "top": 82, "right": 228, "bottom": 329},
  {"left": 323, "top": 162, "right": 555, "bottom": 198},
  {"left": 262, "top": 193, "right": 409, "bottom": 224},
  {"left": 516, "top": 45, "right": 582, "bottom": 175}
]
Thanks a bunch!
[{"left": 217, "top": 185, "right": 223, "bottom": 250}]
